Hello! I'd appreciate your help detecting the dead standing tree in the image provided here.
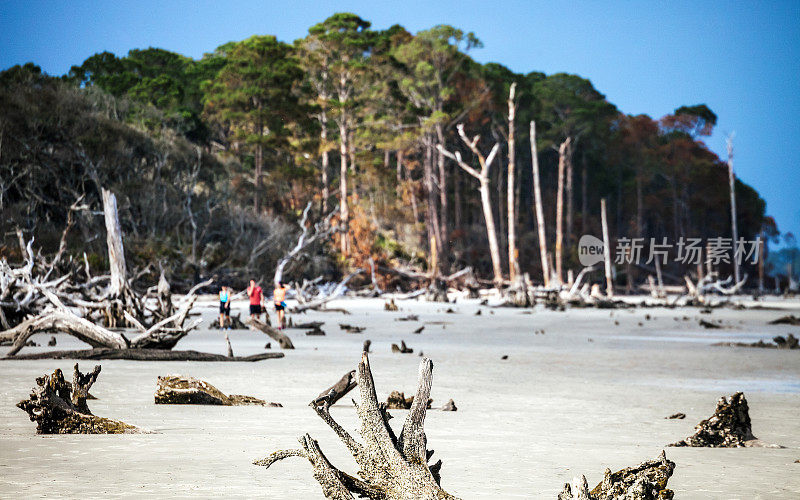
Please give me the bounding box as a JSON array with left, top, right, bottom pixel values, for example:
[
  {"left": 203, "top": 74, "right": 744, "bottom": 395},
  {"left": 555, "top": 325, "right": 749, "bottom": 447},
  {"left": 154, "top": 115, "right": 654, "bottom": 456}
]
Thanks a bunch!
[
  {"left": 439, "top": 124, "right": 503, "bottom": 290},
  {"left": 554, "top": 137, "right": 571, "bottom": 285},
  {"left": 101, "top": 188, "right": 142, "bottom": 327},
  {"left": 254, "top": 353, "right": 457, "bottom": 499},
  {"left": 506, "top": 83, "right": 519, "bottom": 281},
  {"left": 530, "top": 121, "right": 550, "bottom": 287}
]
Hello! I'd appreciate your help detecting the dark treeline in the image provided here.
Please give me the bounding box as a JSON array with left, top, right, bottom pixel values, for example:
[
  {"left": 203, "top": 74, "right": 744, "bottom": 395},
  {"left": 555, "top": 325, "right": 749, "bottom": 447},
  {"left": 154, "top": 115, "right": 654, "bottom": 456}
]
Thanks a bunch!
[{"left": 0, "top": 13, "right": 778, "bottom": 289}]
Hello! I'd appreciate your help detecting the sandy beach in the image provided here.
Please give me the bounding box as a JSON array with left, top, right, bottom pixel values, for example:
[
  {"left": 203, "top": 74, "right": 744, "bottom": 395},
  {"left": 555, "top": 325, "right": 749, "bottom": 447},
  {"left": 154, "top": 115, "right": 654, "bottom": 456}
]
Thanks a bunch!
[{"left": 1, "top": 295, "right": 798, "bottom": 498}]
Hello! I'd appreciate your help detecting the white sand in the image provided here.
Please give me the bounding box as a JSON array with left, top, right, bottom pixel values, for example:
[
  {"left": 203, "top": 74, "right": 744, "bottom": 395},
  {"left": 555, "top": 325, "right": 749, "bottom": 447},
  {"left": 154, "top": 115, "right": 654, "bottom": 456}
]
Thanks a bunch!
[{"left": 1, "top": 296, "right": 799, "bottom": 498}]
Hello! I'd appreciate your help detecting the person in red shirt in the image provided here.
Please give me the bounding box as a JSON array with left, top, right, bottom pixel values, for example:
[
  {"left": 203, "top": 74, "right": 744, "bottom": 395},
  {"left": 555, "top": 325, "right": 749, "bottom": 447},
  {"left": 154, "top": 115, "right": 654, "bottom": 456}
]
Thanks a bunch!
[{"left": 247, "top": 279, "right": 264, "bottom": 320}]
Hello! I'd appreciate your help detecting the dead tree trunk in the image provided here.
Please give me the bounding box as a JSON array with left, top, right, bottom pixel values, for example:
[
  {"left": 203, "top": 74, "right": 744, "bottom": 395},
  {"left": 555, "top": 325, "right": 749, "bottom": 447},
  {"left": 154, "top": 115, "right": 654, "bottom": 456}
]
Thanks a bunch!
[
  {"left": 530, "top": 121, "right": 550, "bottom": 287},
  {"left": 100, "top": 188, "right": 140, "bottom": 326},
  {"left": 254, "top": 353, "right": 458, "bottom": 499},
  {"left": 600, "top": 199, "right": 614, "bottom": 298},
  {"left": 726, "top": 135, "right": 740, "bottom": 284},
  {"left": 16, "top": 364, "right": 141, "bottom": 434},
  {"left": 247, "top": 317, "right": 295, "bottom": 349},
  {"left": 554, "top": 138, "right": 571, "bottom": 285},
  {"left": 507, "top": 83, "right": 519, "bottom": 280},
  {"left": 438, "top": 124, "right": 503, "bottom": 289},
  {"left": 339, "top": 116, "right": 350, "bottom": 255}
]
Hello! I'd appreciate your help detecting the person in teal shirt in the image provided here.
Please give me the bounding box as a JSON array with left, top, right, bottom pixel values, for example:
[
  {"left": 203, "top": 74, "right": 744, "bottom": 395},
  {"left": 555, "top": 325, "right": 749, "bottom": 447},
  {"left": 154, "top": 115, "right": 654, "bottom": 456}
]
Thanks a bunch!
[{"left": 219, "top": 285, "right": 231, "bottom": 329}]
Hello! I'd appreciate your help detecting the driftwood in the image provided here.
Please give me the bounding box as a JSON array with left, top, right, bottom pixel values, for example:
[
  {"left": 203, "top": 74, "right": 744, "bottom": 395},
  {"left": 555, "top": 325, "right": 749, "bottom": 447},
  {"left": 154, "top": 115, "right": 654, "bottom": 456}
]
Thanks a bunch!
[
  {"left": 558, "top": 451, "right": 675, "bottom": 500},
  {"left": 313, "top": 370, "right": 357, "bottom": 407},
  {"left": 5, "top": 348, "right": 283, "bottom": 362},
  {"left": 669, "top": 392, "right": 779, "bottom": 448},
  {"left": 768, "top": 315, "right": 800, "bottom": 325},
  {"left": 391, "top": 341, "right": 413, "bottom": 354},
  {"left": 247, "top": 317, "right": 294, "bottom": 349},
  {"left": 209, "top": 313, "right": 248, "bottom": 330},
  {"left": 386, "top": 390, "right": 432, "bottom": 410},
  {"left": 17, "top": 363, "right": 141, "bottom": 434},
  {"left": 441, "top": 399, "right": 457, "bottom": 411},
  {"left": 155, "top": 375, "right": 275, "bottom": 406},
  {"left": 289, "top": 270, "right": 362, "bottom": 314},
  {"left": 384, "top": 299, "right": 399, "bottom": 311},
  {"left": 254, "top": 353, "right": 457, "bottom": 499},
  {"left": 273, "top": 202, "right": 339, "bottom": 288},
  {"left": 712, "top": 333, "right": 798, "bottom": 349},
  {"left": 340, "top": 323, "right": 365, "bottom": 334}
]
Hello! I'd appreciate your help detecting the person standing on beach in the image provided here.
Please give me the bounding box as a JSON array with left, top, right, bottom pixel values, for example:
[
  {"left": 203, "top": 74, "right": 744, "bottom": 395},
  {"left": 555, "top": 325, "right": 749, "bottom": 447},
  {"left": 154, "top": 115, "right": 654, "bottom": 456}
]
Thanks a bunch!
[
  {"left": 273, "top": 281, "right": 289, "bottom": 329},
  {"left": 247, "top": 280, "right": 264, "bottom": 320},
  {"left": 218, "top": 285, "right": 231, "bottom": 328}
]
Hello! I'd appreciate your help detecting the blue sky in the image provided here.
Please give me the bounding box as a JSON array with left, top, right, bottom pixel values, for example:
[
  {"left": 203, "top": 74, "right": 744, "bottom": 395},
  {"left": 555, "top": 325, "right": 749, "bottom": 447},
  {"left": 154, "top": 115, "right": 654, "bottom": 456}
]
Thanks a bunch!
[{"left": 2, "top": 0, "right": 798, "bottom": 239}]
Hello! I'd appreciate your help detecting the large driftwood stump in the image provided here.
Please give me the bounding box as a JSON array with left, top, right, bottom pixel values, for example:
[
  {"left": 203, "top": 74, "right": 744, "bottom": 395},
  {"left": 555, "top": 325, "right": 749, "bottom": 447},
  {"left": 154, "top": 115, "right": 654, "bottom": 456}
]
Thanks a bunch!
[
  {"left": 155, "top": 375, "right": 271, "bottom": 406},
  {"left": 247, "top": 317, "right": 294, "bottom": 349},
  {"left": 17, "top": 363, "right": 141, "bottom": 434},
  {"left": 558, "top": 451, "right": 675, "bottom": 500},
  {"left": 254, "top": 353, "right": 457, "bottom": 499},
  {"left": 669, "top": 392, "right": 779, "bottom": 448}
]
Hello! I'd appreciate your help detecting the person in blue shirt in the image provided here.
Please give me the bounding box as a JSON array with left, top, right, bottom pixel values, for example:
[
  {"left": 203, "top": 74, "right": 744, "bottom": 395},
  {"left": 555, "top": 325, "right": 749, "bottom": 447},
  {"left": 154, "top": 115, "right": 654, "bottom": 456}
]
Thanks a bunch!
[{"left": 219, "top": 285, "right": 231, "bottom": 329}]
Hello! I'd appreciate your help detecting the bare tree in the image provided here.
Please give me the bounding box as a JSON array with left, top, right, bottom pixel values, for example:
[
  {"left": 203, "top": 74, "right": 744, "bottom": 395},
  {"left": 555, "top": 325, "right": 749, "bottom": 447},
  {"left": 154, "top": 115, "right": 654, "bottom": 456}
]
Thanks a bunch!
[
  {"left": 601, "top": 198, "right": 614, "bottom": 298},
  {"left": 555, "top": 137, "right": 571, "bottom": 284},
  {"left": 438, "top": 124, "right": 503, "bottom": 288},
  {"left": 726, "top": 134, "right": 740, "bottom": 284},
  {"left": 530, "top": 121, "right": 550, "bottom": 287},
  {"left": 506, "top": 83, "right": 519, "bottom": 280}
]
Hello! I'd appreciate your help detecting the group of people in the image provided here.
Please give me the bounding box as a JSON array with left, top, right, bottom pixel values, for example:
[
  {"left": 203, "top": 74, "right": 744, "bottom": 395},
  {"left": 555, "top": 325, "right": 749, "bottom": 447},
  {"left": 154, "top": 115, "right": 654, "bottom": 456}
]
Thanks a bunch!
[{"left": 218, "top": 280, "right": 289, "bottom": 329}]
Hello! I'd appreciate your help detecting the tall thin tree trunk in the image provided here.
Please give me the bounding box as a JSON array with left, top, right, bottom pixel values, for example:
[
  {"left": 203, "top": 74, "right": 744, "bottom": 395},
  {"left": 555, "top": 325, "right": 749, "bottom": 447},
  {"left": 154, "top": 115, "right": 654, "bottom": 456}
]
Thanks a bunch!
[
  {"left": 321, "top": 110, "right": 329, "bottom": 213},
  {"left": 565, "top": 140, "right": 574, "bottom": 250},
  {"left": 480, "top": 179, "right": 503, "bottom": 287},
  {"left": 396, "top": 150, "right": 403, "bottom": 184},
  {"left": 581, "top": 155, "right": 587, "bottom": 236},
  {"left": 254, "top": 143, "right": 263, "bottom": 213},
  {"left": 727, "top": 135, "right": 740, "bottom": 283},
  {"left": 454, "top": 167, "right": 462, "bottom": 230},
  {"left": 758, "top": 236, "right": 764, "bottom": 293},
  {"left": 601, "top": 198, "right": 614, "bottom": 298},
  {"left": 424, "top": 140, "right": 441, "bottom": 275},
  {"left": 507, "top": 82, "right": 518, "bottom": 280},
  {"left": 530, "top": 122, "right": 550, "bottom": 287},
  {"left": 555, "top": 137, "right": 571, "bottom": 284},
  {"left": 435, "top": 124, "right": 448, "bottom": 256},
  {"left": 339, "top": 119, "right": 349, "bottom": 255}
]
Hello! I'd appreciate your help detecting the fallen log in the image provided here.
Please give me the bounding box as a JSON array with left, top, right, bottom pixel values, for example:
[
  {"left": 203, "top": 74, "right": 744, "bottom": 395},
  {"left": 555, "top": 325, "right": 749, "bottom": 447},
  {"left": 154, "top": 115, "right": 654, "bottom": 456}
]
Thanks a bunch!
[
  {"left": 254, "top": 353, "right": 457, "bottom": 499},
  {"left": 712, "top": 334, "right": 799, "bottom": 350},
  {"left": 247, "top": 317, "right": 294, "bottom": 349},
  {"left": 17, "top": 363, "right": 142, "bottom": 434},
  {"left": 558, "top": 451, "right": 675, "bottom": 500},
  {"left": 4, "top": 348, "right": 283, "bottom": 362},
  {"left": 768, "top": 315, "right": 800, "bottom": 326},
  {"left": 155, "top": 375, "right": 275, "bottom": 406},
  {"left": 669, "top": 392, "right": 780, "bottom": 448}
]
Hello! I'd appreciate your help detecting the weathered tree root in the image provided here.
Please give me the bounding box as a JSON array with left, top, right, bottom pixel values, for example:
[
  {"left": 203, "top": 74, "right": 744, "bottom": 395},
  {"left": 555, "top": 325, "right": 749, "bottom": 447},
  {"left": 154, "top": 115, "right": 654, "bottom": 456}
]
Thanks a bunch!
[
  {"left": 669, "top": 392, "right": 780, "bottom": 448},
  {"left": 16, "top": 363, "right": 142, "bottom": 434},
  {"left": 558, "top": 451, "right": 675, "bottom": 500},
  {"left": 155, "top": 375, "right": 276, "bottom": 406},
  {"left": 254, "top": 353, "right": 458, "bottom": 499},
  {"left": 713, "top": 333, "right": 798, "bottom": 350}
]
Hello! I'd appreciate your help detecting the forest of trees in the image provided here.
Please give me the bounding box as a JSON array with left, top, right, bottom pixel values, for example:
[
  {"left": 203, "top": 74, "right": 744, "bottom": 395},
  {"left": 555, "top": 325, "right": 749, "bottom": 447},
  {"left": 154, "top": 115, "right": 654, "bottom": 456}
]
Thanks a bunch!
[{"left": 0, "top": 13, "right": 780, "bottom": 291}]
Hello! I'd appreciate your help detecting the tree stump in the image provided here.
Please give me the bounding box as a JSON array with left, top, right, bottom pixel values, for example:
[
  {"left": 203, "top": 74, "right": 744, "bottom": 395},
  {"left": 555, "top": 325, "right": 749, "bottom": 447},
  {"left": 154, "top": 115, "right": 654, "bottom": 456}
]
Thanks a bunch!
[
  {"left": 558, "top": 451, "right": 675, "bottom": 500},
  {"left": 668, "top": 392, "right": 778, "bottom": 447},
  {"left": 155, "top": 375, "right": 270, "bottom": 406},
  {"left": 16, "top": 364, "right": 141, "bottom": 434},
  {"left": 254, "top": 353, "right": 458, "bottom": 499}
]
